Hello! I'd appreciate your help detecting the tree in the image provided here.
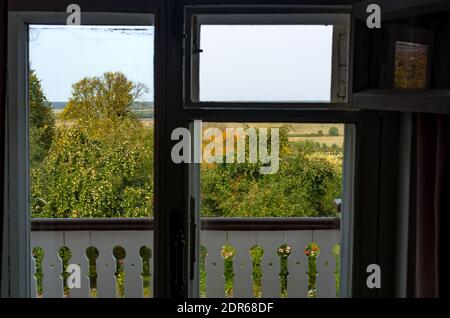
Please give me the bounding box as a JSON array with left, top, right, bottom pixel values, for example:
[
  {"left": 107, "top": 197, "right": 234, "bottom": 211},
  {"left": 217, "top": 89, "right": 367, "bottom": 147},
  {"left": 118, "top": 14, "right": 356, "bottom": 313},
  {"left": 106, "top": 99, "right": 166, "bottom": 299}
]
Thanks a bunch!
[
  {"left": 200, "top": 127, "right": 342, "bottom": 218},
  {"left": 29, "top": 70, "right": 55, "bottom": 168},
  {"left": 61, "top": 71, "right": 147, "bottom": 122},
  {"left": 31, "top": 72, "right": 153, "bottom": 218},
  {"left": 329, "top": 126, "right": 339, "bottom": 136},
  {"left": 31, "top": 122, "right": 153, "bottom": 218}
]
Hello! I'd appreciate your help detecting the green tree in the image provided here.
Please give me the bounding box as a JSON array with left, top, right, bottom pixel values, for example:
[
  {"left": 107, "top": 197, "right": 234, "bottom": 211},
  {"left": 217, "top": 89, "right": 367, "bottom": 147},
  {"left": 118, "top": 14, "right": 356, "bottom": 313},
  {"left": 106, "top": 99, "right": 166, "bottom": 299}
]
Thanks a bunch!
[
  {"left": 31, "top": 72, "right": 153, "bottom": 218},
  {"left": 29, "top": 70, "right": 55, "bottom": 168},
  {"left": 201, "top": 127, "right": 342, "bottom": 218},
  {"left": 329, "top": 126, "right": 339, "bottom": 136},
  {"left": 61, "top": 71, "right": 147, "bottom": 122}
]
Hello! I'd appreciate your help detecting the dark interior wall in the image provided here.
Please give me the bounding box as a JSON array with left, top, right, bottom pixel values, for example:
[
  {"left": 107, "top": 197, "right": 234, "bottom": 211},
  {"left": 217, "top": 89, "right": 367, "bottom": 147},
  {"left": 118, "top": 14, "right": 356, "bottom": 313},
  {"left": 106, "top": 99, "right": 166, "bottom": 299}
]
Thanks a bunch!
[
  {"left": 431, "top": 13, "right": 450, "bottom": 88},
  {"left": 356, "top": 11, "right": 450, "bottom": 91}
]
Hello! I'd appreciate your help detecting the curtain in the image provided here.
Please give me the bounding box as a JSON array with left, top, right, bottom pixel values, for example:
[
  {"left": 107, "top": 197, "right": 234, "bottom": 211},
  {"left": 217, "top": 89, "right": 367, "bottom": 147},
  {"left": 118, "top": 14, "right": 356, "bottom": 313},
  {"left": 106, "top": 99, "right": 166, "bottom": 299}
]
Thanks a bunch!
[{"left": 413, "top": 113, "right": 450, "bottom": 297}]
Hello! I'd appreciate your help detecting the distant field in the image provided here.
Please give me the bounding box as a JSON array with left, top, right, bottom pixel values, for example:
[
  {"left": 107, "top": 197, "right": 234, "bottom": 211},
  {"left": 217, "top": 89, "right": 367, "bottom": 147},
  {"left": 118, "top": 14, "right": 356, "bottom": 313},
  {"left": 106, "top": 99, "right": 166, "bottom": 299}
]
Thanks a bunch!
[
  {"left": 202, "top": 122, "right": 345, "bottom": 147},
  {"left": 289, "top": 136, "right": 343, "bottom": 147},
  {"left": 52, "top": 119, "right": 344, "bottom": 147},
  {"left": 287, "top": 123, "right": 344, "bottom": 136},
  {"left": 139, "top": 118, "right": 154, "bottom": 127}
]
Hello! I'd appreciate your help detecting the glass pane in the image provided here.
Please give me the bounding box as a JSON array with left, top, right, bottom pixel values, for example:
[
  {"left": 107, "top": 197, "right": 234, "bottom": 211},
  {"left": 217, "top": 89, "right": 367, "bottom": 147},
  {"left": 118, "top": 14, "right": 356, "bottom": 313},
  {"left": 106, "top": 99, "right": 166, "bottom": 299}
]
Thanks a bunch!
[
  {"left": 29, "top": 24, "right": 154, "bottom": 298},
  {"left": 195, "top": 15, "right": 349, "bottom": 103},
  {"left": 394, "top": 41, "right": 428, "bottom": 89},
  {"left": 198, "top": 122, "right": 346, "bottom": 298}
]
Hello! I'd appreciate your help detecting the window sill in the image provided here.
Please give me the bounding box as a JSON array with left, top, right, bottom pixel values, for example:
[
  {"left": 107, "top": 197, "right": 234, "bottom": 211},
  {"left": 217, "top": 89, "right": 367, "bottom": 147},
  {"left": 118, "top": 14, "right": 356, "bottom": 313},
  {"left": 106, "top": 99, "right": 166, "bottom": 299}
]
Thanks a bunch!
[{"left": 353, "top": 89, "right": 450, "bottom": 114}]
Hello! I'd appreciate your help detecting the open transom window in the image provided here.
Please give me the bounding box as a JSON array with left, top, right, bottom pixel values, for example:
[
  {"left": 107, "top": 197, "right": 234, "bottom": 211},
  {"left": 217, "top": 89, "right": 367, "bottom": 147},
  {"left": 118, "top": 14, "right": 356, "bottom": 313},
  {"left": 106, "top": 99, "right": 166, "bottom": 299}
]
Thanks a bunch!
[{"left": 185, "top": 9, "right": 350, "bottom": 106}]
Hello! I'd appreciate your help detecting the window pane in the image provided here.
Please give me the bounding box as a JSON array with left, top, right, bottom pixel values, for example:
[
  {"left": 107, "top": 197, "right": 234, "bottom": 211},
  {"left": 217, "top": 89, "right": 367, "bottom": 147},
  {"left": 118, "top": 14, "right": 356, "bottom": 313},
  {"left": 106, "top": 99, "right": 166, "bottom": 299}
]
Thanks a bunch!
[
  {"left": 394, "top": 41, "right": 428, "bottom": 89},
  {"left": 29, "top": 24, "right": 154, "bottom": 298},
  {"left": 195, "top": 16, "right": 349, "bottom": 103},
  {"left": 198, "top": 122, "right": 346, "bottom": 298}
]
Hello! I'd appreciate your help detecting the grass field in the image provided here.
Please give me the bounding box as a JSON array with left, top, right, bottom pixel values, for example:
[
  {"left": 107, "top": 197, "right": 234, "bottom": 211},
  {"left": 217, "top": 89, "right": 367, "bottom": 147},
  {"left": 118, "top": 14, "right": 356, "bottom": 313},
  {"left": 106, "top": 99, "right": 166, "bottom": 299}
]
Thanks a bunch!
[
  {"left": 202, "top": 122, "right": 345, "bottom": 147},
  {"left": 289, "top": 136, "right": 343, "bottom": 147},
  {"left": 53, "top": 116, "right": 345, "bottom": 147}
]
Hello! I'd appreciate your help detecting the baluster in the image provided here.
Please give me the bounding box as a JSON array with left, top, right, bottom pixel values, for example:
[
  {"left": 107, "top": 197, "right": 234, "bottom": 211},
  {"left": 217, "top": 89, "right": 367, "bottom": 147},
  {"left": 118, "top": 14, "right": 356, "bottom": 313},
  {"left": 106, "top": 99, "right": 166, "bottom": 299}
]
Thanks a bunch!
[
  {"left": 258, "top": 231, "right": 284, "bottom": 298},
  {"left": 201, "top": 231, "right": 227, "bottom": 297},
  {"left": 64, "top": 231, "right": 90, "bottom": 297},
  {"left": 314, "top": 229, "right": 340, "bottom": 298},
  {"left": 30, "top": 246, "right": 43, "bottom": 298},
  {"left": 32, "top": 231, "right": 64, "bottom": 298},
  {"left": 228, "top": 231, "right": 256, "bottom": 298},
  {"left": 121, "top": 232, "right": 149, "bottom": 298},
  {"left": 91, "top": 232, "right": 117, "bottom": 298},
  {"left": 285, "top": 230, "right": 312, "bottom": 298}
]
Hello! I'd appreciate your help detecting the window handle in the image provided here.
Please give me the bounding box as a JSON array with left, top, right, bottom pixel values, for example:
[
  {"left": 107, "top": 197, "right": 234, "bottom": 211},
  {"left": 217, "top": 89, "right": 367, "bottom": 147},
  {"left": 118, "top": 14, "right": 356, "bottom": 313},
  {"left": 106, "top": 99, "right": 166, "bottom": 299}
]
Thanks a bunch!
[{"left": 189, "top": 197, "right": 197, "bottom": 280}]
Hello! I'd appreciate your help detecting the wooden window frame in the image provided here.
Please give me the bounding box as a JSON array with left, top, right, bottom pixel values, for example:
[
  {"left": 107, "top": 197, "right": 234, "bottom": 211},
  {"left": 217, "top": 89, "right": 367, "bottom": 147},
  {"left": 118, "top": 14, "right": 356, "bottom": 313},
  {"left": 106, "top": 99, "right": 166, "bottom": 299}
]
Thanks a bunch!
[
  {"left": 2, "top": 8, "right": 162, "bottom": 298},
  {"left": 2, "top": 0, "right": 437, "bottom": 299},
  {"left": 183, "top": 5, "right": 353, "bottom": 109}
]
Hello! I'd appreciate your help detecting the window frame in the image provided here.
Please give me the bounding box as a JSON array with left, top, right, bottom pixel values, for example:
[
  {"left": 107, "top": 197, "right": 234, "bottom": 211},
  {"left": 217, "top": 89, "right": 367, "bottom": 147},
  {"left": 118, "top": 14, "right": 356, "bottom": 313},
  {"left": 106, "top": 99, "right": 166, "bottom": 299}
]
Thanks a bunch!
[
  {"left": 182, "top": 5, "right": 359, "bottom": 298},
  {"left": 3, "top": 10, "right": 160, "bottom": 298},
  {"left": 0, "top": 0, "right": 416, "bottom": 299},
  {"left": 187, "top": 119, "right": 356, "bottom": 298},
  {"left": 183, "top": 5, "right": 353, "bottom": 109}
]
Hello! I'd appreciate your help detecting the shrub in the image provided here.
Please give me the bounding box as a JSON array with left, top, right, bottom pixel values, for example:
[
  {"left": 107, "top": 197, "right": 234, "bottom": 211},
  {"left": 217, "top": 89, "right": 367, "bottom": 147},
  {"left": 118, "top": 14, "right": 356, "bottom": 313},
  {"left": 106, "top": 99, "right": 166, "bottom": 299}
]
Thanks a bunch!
[
  {"left": 29, "top": 70, "right": 55, "bottom": 168},
  {"left": 329, "top": 127, "right": 339, "bottom": 136},
  {"left": 31, "top": 119, "right": 153, "bottom": 218},
  {"left": 201, "top": 144, "right": 342, "bottom": 218}
]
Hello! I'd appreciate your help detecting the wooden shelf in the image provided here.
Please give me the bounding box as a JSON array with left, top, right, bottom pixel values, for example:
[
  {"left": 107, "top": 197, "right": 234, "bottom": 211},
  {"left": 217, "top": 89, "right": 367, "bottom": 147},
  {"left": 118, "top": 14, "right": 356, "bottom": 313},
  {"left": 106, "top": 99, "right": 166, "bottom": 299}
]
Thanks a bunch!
[{"left": 353, "top": 89, "right": 450, "bottom": 114}]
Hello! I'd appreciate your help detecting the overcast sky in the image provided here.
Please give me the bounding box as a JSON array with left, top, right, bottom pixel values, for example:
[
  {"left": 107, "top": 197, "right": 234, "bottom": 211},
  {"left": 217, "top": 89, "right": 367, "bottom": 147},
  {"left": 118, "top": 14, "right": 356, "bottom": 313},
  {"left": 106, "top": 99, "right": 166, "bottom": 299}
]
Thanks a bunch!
[
  {"left": 29, "top": 24, "right": 333, "bottom": 102},
  {"left": 29, "top": 25, "right": 154, "bottom": 101}
]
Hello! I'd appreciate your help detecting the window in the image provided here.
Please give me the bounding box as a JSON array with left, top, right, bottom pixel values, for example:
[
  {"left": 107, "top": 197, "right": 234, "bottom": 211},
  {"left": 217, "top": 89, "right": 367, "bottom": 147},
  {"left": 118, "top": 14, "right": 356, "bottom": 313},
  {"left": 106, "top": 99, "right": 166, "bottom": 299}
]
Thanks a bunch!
[
  {"left": 197, "top": 122, "right": 348, "bottom": 298},
  {"left": 1, "top": 2, "right": 370, "bottom": 300},
  {"left": 185, "top": 11, "right": 350, "bottom": 105},
  {"left": 29, "top": 24, "right": 155, "bottom": 298},
  {"left": 6, "top": 12, "right": 155, "bottom": 298},
  {"left": 182, "top": 8, "right": 355, "bottom": 298}
]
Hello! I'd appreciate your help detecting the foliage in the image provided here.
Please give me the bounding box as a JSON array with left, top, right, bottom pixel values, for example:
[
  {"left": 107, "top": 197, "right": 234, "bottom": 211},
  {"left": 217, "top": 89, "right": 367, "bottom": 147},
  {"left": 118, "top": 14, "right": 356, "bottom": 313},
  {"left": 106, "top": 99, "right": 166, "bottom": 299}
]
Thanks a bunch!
[
  {"left": 290, "top": 140, "right": 342, "bottom": 155},
  {"left": 32, "top": 247, "right": 44, "bottom": 297},
  {"left": 31, "top": 72, "right": 153, "bottom": 218},
  {"left": 29, "top": 70, "right": 55, "bottom": 168},
  {"left": 201, "top": 143, "right": 342, "bottom": 218},
  {"left": 305, "top": 242, "right": 320, "bottom": 298},
  {"left": 328, "top": 126, "right": 339, "bottom": 136},
  {"left": 31, "top": 119, "right": 153, "bottom": 218},
  {"left": 333, "top": 244, "right": 341, "bottom": 297},
  {"left": 31, "top": 71, "right": 341, "bottom": 219},
  {"left": 60, "top": 72, "right": 147, "bottom": 122},
  {"left": 218, "top": 244, "right": 235, "bottom": 297},
  {"left": 277, "top": 244, "right": 291, "bottom": 297}
]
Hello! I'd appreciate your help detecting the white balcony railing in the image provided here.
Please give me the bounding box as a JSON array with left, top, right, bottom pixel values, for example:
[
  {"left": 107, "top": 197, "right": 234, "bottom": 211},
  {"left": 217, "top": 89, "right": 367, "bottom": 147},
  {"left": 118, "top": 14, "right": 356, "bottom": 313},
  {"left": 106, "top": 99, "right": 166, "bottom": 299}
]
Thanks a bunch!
[{"left": 30, "top": 218, "right": 340, "bottom": 298}]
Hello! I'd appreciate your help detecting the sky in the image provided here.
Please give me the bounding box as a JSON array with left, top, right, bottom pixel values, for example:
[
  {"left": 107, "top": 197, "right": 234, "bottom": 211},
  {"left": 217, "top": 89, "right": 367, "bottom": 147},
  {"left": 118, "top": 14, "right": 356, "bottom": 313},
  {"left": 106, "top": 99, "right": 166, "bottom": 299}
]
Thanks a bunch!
[
  {"left": 29, "top": 25, "right": 155, "bottom": 101},
  {"left": 29, "top": 24, "right": 333, "bottom": 102},
  {"left": 200, "top": 25, "right": 332, "bottom": 102}
]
